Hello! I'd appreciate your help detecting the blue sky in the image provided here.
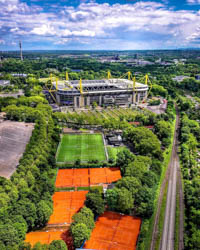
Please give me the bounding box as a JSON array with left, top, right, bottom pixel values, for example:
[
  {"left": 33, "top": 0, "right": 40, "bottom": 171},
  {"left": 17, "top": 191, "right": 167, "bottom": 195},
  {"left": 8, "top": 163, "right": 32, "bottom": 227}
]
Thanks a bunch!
[{"left": 0, "top": 0, "right": 200, "bottom": 50}]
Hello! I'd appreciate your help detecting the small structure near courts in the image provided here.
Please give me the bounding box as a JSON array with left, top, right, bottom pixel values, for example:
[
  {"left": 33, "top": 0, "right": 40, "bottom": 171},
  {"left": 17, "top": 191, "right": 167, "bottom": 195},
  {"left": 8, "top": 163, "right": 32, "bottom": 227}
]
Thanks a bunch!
[
  {"left": 84, "top": 211, "right": 141, "bottom": 250},
  {"left": 55, "top": 168, "right": 121, "bottom": 188},
  {"left": 0, "top": 120, "right": 34, "bottom": 178}
]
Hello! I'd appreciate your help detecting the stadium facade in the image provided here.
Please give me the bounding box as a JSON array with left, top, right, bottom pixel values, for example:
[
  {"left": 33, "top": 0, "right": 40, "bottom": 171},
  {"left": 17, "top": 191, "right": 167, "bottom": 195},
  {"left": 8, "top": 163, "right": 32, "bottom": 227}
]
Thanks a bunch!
[{"left": 52, "top": 79, "right": 148, "bottom": 107}]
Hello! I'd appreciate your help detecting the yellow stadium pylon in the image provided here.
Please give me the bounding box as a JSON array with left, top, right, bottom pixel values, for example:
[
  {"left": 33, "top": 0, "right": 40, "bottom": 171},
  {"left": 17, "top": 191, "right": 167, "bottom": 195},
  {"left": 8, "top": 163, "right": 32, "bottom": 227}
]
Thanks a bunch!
[
  {"left": 66, "top": 72, "right": 69, "bottom": 81},
  {"left": 107, "top": 71, "right": 111, "bottom": 79}
]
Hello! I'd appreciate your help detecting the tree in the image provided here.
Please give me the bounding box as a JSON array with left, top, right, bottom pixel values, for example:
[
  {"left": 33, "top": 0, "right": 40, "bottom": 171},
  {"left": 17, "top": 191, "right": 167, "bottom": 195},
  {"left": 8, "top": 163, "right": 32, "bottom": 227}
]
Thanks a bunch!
[
  {"left": 32, "top": 242, "right": 48, "bottom": 250},
  {"left": 116, "top": 148, "right": 135, "bottom": 175},
  {"left": 18, "top": 242, "right": 31, "bottom": 250},
  {"left": 151, "top": 84, "right": 167, "bottom": 97},
  {"left": 134, "top": 186, "right": 154, "bottom": 217},
  {"left": 49, "top": 240, "right": 68, "bottom": 250},
  {"left": 12, "top": 199, "right": 37, "bottom": 230},
  {"left": 115, "top": 177, "right": 141, "bottom": 197},
  {"left": 36, "top": 200, "right": 53, "bottom": 227},
  {"left": 105, "top": 188, "right": 119, "bottom": 211},
  {"left": 0, "top": 224, "right": 21, "bottom": 246},
  {"left": 0, "top": 242, "right": 6, "bottom": 250},
  {"left": 71, "top": 223, "right": 90, "bottom": 248},
  {"left": 106, "top": 187, "right": 133, "bottom": 213},
  {"left": 154, "top": 120, "right": 172, "bottom": 146},
  {"left": 13, "top": 222, "right": 27, "bottom": 241},
  {"left": 117, "top": 188, "right": 134, "bottom": 213},
  {"left": 125, "top": 159, "right": 148, "bottom": 180},
  {"left": 123, "top": 127, "right": 162, "bottom": 160},
  {"left": 92, "top": 102, "right": 98, "bottom": 109},
  {"left": 190, "top": 230, "right": 200, "bottom": 250},
  {"left": 85, "top": 189, "right": 105, "bottom": 216},
  {"left": 71, "top": 206, "right": 95, "bottom": 230},
  {"left": 141, "top": 171, "right": 158, "bottom": 188}
]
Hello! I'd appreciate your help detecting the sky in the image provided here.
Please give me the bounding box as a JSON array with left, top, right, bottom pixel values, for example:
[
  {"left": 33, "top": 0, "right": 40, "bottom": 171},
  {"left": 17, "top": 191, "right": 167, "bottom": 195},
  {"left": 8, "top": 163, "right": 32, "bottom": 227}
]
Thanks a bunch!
[{"left": 0, "top": 0, "right": 200, "bottom": 50}]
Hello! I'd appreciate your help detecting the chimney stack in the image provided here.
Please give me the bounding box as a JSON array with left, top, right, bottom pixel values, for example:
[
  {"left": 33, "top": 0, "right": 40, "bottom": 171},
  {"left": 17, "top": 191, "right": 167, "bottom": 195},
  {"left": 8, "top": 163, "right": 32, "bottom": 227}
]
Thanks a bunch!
[{"left": 19, "top": 41, "right": 23, "bottom": 61}]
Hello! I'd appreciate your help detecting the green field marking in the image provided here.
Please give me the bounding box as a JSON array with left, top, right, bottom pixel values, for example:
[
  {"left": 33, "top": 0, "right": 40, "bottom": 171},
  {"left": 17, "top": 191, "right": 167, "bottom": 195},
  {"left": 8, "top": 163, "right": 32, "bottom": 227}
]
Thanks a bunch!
[{"left": 56, "top": 133, "right": 106, "bottom": 163}]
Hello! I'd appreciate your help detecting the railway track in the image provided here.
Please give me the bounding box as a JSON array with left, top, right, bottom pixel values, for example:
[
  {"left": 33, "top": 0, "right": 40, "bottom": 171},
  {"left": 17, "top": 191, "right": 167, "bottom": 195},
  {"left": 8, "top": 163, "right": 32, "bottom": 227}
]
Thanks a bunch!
[
  {"left": 160, "top": 107, "right": 183, "bottom": 250},
  {"left": 151, "top": 107, "right": 184, "bottom": 250}
]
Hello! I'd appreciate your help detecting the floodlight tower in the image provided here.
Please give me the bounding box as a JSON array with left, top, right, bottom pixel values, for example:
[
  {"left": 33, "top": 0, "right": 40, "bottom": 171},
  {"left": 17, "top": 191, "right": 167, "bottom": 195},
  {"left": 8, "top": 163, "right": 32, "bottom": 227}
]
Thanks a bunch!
[{"left": 19, "top": 41, "right": 23, "bottom": 61}]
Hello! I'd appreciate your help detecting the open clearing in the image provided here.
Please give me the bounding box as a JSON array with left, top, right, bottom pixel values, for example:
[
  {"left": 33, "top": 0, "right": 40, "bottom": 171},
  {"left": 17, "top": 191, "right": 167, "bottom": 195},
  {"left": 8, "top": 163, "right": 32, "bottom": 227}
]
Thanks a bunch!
[
  {"left": 55, "top": 167, "right": 121, "bottom": 187},
  {"left": 48, "top": 191, "right": 88, "bottom": 225},
  {"left": 84, "top": 211, "right": 141, "bottom": 250},
  {"left": 56, "top": 133, "right": 106, "bottom": 163},
  {"left": 0, "top": 121, "right": 34, "bottom": 178}
]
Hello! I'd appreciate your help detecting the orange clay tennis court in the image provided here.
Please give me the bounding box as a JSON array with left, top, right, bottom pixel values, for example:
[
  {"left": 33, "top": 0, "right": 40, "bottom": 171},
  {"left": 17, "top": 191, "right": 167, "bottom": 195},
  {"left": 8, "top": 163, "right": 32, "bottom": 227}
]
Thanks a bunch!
[
  {"left": 25, "top": 231, "right": 65, "bottom": 246},
  {"left": 26, "top": 230, "right": 74, "bottom": 249},
  {"left": 55, "top": 167, "right": 121, "bottom": 188},
  {"left": 48, "top": 191, "right": 88, "bottom": 224},
  {"left": 84, "top": 211, "right": 141, "bottom": 250}
]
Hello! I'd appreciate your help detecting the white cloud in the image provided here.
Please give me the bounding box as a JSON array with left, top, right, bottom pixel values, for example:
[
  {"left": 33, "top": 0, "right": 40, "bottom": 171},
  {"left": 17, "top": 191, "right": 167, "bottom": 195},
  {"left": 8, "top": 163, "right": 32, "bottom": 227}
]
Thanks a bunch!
[
  {"left": 187, "top": 0, "right": 200, "bottom": 4},
  {"left": 31, "top": 24, "right": 56, "bottom": 36},
  {"left": 54, "top": 38, "right": 71, "bottom": 45},
  {"left": 1, "top": 0, "right": 200, "bottom": 49}
]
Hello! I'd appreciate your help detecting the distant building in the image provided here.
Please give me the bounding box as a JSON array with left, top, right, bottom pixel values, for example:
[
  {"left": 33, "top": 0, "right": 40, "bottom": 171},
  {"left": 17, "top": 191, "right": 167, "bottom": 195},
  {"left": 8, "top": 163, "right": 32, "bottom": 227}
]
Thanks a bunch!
[
  {"left": 172, "top": 76, "right": 190, "bottom": 82},
  {"left": 195, "top": 75, "right": 200, "bottom": 80},
  {"left": 173, "top": 59, "right": 179, "bottom": 64},
  {"left": 134, "top": 53, "right": 138, "bottom": 59},
  {"left": 155, "top": 58, "right": 162, "bottom": 63},
  {"left": 137, "top": 60, "right": 154, "bottom": 66},
  {"left": 71, "top": 69, "right": 83, "bottom": 72},
  {"left": 11, "top": 73, "right": 27, "bottom": 77},
  {"left": 0, "top": 80, "right": 10, "bottom": 86}
]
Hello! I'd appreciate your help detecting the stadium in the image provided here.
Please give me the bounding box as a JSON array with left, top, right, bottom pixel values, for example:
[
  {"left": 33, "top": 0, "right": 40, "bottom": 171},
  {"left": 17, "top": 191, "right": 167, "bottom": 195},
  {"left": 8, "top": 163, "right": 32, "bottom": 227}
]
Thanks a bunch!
[{"left": 50, "top": 78, "right": 148, "bottom": 107}]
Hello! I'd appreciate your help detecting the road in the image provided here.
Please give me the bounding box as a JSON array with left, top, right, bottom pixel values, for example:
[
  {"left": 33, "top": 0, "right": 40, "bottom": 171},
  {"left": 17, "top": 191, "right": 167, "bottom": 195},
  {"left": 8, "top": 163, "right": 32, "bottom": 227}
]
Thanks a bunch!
[
  {"left": 160, "top": 108, "right": 181, "bottom": 250},
  {"left": 146, "top": 99, "right": 168, "bottom": 115}
]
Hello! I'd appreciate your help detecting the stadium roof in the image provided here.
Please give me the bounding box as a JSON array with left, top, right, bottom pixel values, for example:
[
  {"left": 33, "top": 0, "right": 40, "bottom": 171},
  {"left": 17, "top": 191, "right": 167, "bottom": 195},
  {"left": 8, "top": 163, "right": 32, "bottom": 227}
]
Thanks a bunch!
[{"left": 53, "top": 79, "right": 148, "bottom": 93}]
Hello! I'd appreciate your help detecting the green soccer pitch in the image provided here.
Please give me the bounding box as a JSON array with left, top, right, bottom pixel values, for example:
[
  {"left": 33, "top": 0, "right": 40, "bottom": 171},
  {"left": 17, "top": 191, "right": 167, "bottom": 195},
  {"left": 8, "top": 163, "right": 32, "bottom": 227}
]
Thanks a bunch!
[{"left": 56, "top": 133, "right": 107, "bottom": 163}]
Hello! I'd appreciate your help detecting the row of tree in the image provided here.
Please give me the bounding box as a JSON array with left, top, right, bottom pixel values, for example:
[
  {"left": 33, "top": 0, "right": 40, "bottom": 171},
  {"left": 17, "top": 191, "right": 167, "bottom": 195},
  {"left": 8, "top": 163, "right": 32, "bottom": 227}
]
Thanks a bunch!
[
  {"left": 0, "top": 100, "right": 61, "bottom": 249},
  {"left": 178, "top": 98, "right": 200, "bottom": 249}
]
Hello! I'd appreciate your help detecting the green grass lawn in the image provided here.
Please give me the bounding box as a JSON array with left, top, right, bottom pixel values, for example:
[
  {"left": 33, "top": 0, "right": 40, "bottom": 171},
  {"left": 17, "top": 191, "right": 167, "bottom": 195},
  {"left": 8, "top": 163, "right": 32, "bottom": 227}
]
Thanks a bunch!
[{"left": 56, "top": 133, "right": 106, "bottom": 163}]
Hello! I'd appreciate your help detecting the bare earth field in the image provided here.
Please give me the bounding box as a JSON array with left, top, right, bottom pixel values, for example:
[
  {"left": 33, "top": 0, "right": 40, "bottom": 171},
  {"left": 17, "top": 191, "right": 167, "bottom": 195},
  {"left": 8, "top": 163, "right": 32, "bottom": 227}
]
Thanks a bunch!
[{"left": 0, "top": 120, "right": 34, "bottom": 178}]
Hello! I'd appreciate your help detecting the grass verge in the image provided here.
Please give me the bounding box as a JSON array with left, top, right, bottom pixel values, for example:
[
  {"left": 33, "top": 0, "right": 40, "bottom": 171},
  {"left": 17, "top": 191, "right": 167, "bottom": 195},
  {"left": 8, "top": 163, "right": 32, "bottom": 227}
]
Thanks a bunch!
[
  {"left": 155, "top": 182, "right": 168, "bottom": 250},
  {"left": 55, "top": 187, "right": 75, "bottom": 191},
  {"left": 77, "top": 186, "right": 103, "bottom": 193}
]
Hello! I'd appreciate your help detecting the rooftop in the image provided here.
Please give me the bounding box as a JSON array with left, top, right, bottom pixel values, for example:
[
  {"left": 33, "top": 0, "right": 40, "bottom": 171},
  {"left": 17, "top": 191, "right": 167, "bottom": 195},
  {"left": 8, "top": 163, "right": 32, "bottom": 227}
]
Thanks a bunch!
[
  {"left": 0, "top": 80, "right": 10, "bottom": 86},
  {"left": 172, "top": 75, "right": 190, "bottom": 82},
  {"left": 53, "top": 78, "right": 148, "bottom": 93}
]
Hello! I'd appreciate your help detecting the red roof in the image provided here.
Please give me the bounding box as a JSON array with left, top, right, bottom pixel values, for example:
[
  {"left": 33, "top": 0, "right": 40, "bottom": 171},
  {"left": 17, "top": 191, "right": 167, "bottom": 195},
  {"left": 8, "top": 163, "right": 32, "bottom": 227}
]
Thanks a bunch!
[
  {"left": 145, "top": 125, "right": 154, "bottom": 129},
  {"left": 129, "top": 121, "right": 140, "bottom": 125}
]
